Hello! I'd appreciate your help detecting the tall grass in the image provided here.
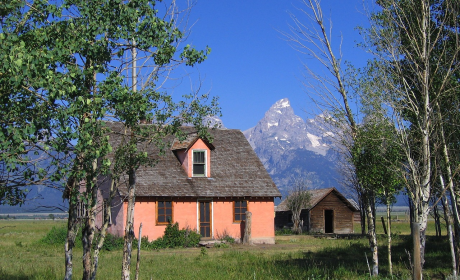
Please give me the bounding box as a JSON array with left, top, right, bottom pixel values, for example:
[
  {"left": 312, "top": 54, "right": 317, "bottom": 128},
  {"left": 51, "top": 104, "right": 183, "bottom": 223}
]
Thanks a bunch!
[{"left": 0, "top": 219, "right": 453, "bottom": 279}]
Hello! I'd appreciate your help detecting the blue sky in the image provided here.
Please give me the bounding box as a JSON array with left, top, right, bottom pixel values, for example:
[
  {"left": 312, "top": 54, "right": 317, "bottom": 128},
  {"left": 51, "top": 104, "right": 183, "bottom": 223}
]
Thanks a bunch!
[{"left": 176, "top": 0, "right": 372, "bottom": 131}]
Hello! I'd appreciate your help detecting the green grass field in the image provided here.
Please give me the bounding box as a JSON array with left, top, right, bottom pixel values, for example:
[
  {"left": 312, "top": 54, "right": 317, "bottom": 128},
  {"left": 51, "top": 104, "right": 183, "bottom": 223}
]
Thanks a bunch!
[{"left": 0, "top": 219, "right": 453, "bottom": 279}]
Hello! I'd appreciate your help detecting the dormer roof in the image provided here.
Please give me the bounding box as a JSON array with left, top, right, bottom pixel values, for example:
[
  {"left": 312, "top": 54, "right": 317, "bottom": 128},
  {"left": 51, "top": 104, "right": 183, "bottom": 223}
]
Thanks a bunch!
[{"left": 170, "top": 133, "right": 215, "bottom": 151}]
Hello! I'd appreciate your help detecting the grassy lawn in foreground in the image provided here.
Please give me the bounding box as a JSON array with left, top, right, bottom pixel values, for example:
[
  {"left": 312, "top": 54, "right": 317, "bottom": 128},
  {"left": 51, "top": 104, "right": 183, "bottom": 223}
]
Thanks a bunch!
[{"left": 0, "top": 219, "right": 452, "bottom": 279}]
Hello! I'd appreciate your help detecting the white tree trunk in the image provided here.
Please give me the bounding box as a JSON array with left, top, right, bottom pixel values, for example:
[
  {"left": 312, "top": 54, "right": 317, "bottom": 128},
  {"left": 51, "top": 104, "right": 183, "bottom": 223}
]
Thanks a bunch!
[
  {"left": 366, "top": 195, "right": 378, "bottom": 276},
  {"left": 64, "top": 188, "right": 79, "bottom": 280},
  {"left": 90, "top": 179, "right": 117, "bottom": 280},
  {"left": 122, "top": 41, "right": 138, "bottom": 280},
  {"left": 386, "top": 200, "right": 392, "bottom": 275},
  {"left": 122, "top": 168, "right": 136, "bottom": 280}
]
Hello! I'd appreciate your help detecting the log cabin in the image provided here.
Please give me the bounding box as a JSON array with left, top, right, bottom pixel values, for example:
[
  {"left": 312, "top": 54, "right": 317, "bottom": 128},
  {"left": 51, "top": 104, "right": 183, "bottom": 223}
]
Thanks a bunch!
[{"left": 275, "top": 188, "right": 358, "bottom": 234}]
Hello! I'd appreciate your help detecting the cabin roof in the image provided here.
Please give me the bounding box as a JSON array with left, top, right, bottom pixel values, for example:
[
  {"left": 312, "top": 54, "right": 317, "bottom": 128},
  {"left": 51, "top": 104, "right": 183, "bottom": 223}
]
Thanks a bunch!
[{"left": 275, "top": 188, "right": 358, "bottom": 212}]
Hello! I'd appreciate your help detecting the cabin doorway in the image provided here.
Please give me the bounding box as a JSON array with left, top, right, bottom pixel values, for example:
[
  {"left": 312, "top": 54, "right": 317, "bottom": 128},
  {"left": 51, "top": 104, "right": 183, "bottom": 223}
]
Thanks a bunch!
[
  {"left": 324, "top": 210, "right": 334, "bottom": 233},
  {"left": 199, "top": 201, "right": 212, "bottom": 238}
]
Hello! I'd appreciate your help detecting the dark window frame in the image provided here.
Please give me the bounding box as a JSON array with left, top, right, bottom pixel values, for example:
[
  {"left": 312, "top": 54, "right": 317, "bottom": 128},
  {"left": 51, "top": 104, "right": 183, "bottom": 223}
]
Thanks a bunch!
[
  {"left": 233, "top": 200, "right": 248, "bottom": 223},
  {"left": 156, "top": 200, "right": 173, "bottom": 225},
  {"left": 192, "top": 150, "right": 206, "bottom": 177}
]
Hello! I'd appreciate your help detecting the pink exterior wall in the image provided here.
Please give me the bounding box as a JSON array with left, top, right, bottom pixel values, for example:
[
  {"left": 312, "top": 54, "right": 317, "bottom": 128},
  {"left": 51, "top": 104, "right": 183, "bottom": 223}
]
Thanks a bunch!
[
  {"left": 174, "top": 199, "right": 199, "bottom": 230},
  {"left": 213, "top": 198, "right": 275, "bottom": 243},
  {"left": 176, "top": 149, "right": 189, "bottom": 175},
  {"left": 116, "top": 197, "right": 275, "bottom": 244},
  {"left": 122, "top": 198, "right": 160, "bottom": 240},
  {"left": 248, "top": 199, "right": 276, "bottom": 243},
  {"left": 212, "top": 199, "right": 242, "bottom": 239},
  {"left": 121, "top": 198, "right": 200, "bottom": 241}
]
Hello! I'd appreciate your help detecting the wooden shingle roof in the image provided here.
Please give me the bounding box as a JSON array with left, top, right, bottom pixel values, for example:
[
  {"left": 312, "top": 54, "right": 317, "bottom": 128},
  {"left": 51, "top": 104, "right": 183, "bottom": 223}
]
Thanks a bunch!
[
  {"left": 105, "top": 122, "right": 280, "bottom": 198},
  {"left": 275, "top": 188, "right": 358, "bottom": 212}
]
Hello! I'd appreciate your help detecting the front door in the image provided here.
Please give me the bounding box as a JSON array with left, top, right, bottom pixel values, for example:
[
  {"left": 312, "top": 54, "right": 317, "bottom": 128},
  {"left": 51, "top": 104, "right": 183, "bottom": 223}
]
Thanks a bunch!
[
  {"left": 325, "top": 209, "right": 334, "bottom": 233},
  {"left": 199, "top": 201, "right": 212, "bottom": 238}
]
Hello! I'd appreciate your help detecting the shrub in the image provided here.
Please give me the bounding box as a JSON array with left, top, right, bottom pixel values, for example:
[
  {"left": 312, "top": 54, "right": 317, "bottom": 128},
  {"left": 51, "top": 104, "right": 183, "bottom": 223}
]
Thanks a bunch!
[
  {"left": 214, "top": 242, "right": 230, "bottom": 248},
  {"left": 162, "top": 222, "right": 186, "bottom": 247},
  {"left": 221, "top": 235, "right": 235, "bottom": 244},
  {"left": 133, "top": 236, "right": 153, "bottom": 250},
  {"left": 275, "top": 228, "right": 294, "bottom": 235},
  {"left": 183, "top": 227, "right": 201, "bottom": 247},
  {"left": 200, "top": 247, "right": 208, "bottom": 257},
  {"left": 40, "top": 226, "right": 122, "bottom": 251},
  {"left": 150, "top": 237, "right": 166, "bottom": 249},
  {"left": 39, "top": 226, "right": 68, "bottom": 245},
  {"left": 151, "top": 222, "right": 201, "bottom": 249},
  {"left": 39, "top": 222, "right": 200, "bottom": 250},
  {"left": 100, "top": 232, "right": 124, "bottom": 251},
  {"left": 216, "top": 229, "right": 235, "bottom": 244}
]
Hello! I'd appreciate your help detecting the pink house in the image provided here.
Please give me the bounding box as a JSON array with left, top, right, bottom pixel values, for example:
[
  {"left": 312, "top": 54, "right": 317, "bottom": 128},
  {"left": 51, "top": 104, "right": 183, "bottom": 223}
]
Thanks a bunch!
[{"left": 97, "top": 122, "right": 281, "bottom": 244}]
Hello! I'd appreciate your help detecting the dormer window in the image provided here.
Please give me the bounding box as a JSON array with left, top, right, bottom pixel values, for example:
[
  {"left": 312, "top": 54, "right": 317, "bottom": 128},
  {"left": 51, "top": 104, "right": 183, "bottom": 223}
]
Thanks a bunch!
[
  {"left": 171, "top": 135, "right": 214, "bottom": 177},
  {"left": 193, "top": 150, "right": 206, "bottom": 177}
]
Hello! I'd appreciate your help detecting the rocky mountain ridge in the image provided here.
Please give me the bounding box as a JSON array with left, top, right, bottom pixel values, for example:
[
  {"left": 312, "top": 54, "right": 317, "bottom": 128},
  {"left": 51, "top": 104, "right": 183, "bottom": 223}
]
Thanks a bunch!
[
  {"left": 244, "top": 98, "right": 334, "bottom": 156},
  {"left": 243, "top": 98, "right": 340, "bottom": 195}
]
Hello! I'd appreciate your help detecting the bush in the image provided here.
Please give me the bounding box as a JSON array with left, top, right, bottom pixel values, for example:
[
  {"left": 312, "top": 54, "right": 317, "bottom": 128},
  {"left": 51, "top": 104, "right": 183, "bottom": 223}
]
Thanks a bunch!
[
  {"left": 221, "top": 235, "right": 235, "bottom": 244},
  {"left": 40, "top": 226, "right": 121, "bottom": 250},
  {"left": 132, "top": 236, "right": 154, "bottom": 250},
  {"left": 162, "top": 222, "right": 186, "bottom": 247},
  {"left": 39, "top": 226, "right": 68, "bottom": 245},
  {"left": 214, "top": 242, "right": 230, "bottom": 248},
  {"left": 100, "top": 232, "right": 124, "bottom": 251},
  {"left": 150, "top": 237, "right": 166, "bottom": 249},
  {"left": 151, "top": 222, "right": 201, "bottom": 249},
  {"left": 216, "top": 229, "right": 235, "bottom": 244},
  {"left": 183, "top": 227, "right": 201, "bottom": 247},
  {"left": 275, "top": 228, "right": 294, "bottom": 235},
  {"left": 39, "top": 222, "right": 201, "bottom": 250}
]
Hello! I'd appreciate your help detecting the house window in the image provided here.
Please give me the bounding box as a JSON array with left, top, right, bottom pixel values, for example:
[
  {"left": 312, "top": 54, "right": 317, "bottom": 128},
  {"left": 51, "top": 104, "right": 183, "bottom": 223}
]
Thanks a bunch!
[
  {"left": 233, "top": 200, "right": 247, "bottom": 222},
  {"left": 193, "top": 150, "right": 206, "bottom": 176},
  {"left": 157, "top": 201, "right": 173, "bottom": 225}
]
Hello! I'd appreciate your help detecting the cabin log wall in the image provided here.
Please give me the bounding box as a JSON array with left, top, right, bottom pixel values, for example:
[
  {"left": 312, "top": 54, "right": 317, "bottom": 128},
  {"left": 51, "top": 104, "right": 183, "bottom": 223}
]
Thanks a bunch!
[{"left": 309, "top": 193, "right": 354, "bottom": 234}]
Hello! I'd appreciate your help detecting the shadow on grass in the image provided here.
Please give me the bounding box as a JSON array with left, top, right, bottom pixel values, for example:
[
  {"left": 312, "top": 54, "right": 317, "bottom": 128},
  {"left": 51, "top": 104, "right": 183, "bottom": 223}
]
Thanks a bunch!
[
  {"left": 0, "top": 273, "right": 30, "bottom": 280},
  {"left": 269, "top": 234, "right": 451, "bottom": 279},
  {"left": 270, "top": 241, "right": 372, "bottom": 279},
  {"left": 0, "top": 266, "right": 59, "bottom": 280}
]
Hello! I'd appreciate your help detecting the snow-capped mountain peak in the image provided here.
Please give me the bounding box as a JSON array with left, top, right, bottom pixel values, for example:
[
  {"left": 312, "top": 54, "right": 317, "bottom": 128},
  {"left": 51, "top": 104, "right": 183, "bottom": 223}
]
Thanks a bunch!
[
  {"left": 242, "top": 98, "right": 340, "bottom": 193},
  {"left": 272, "top": 98, "right": 291, "bottom": 109},
  {"left": 202, "top": 115, "right": 225, "bottom": 129},
  {"left": 244, "top": 98, "right": 332, "bottom": 156}
]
